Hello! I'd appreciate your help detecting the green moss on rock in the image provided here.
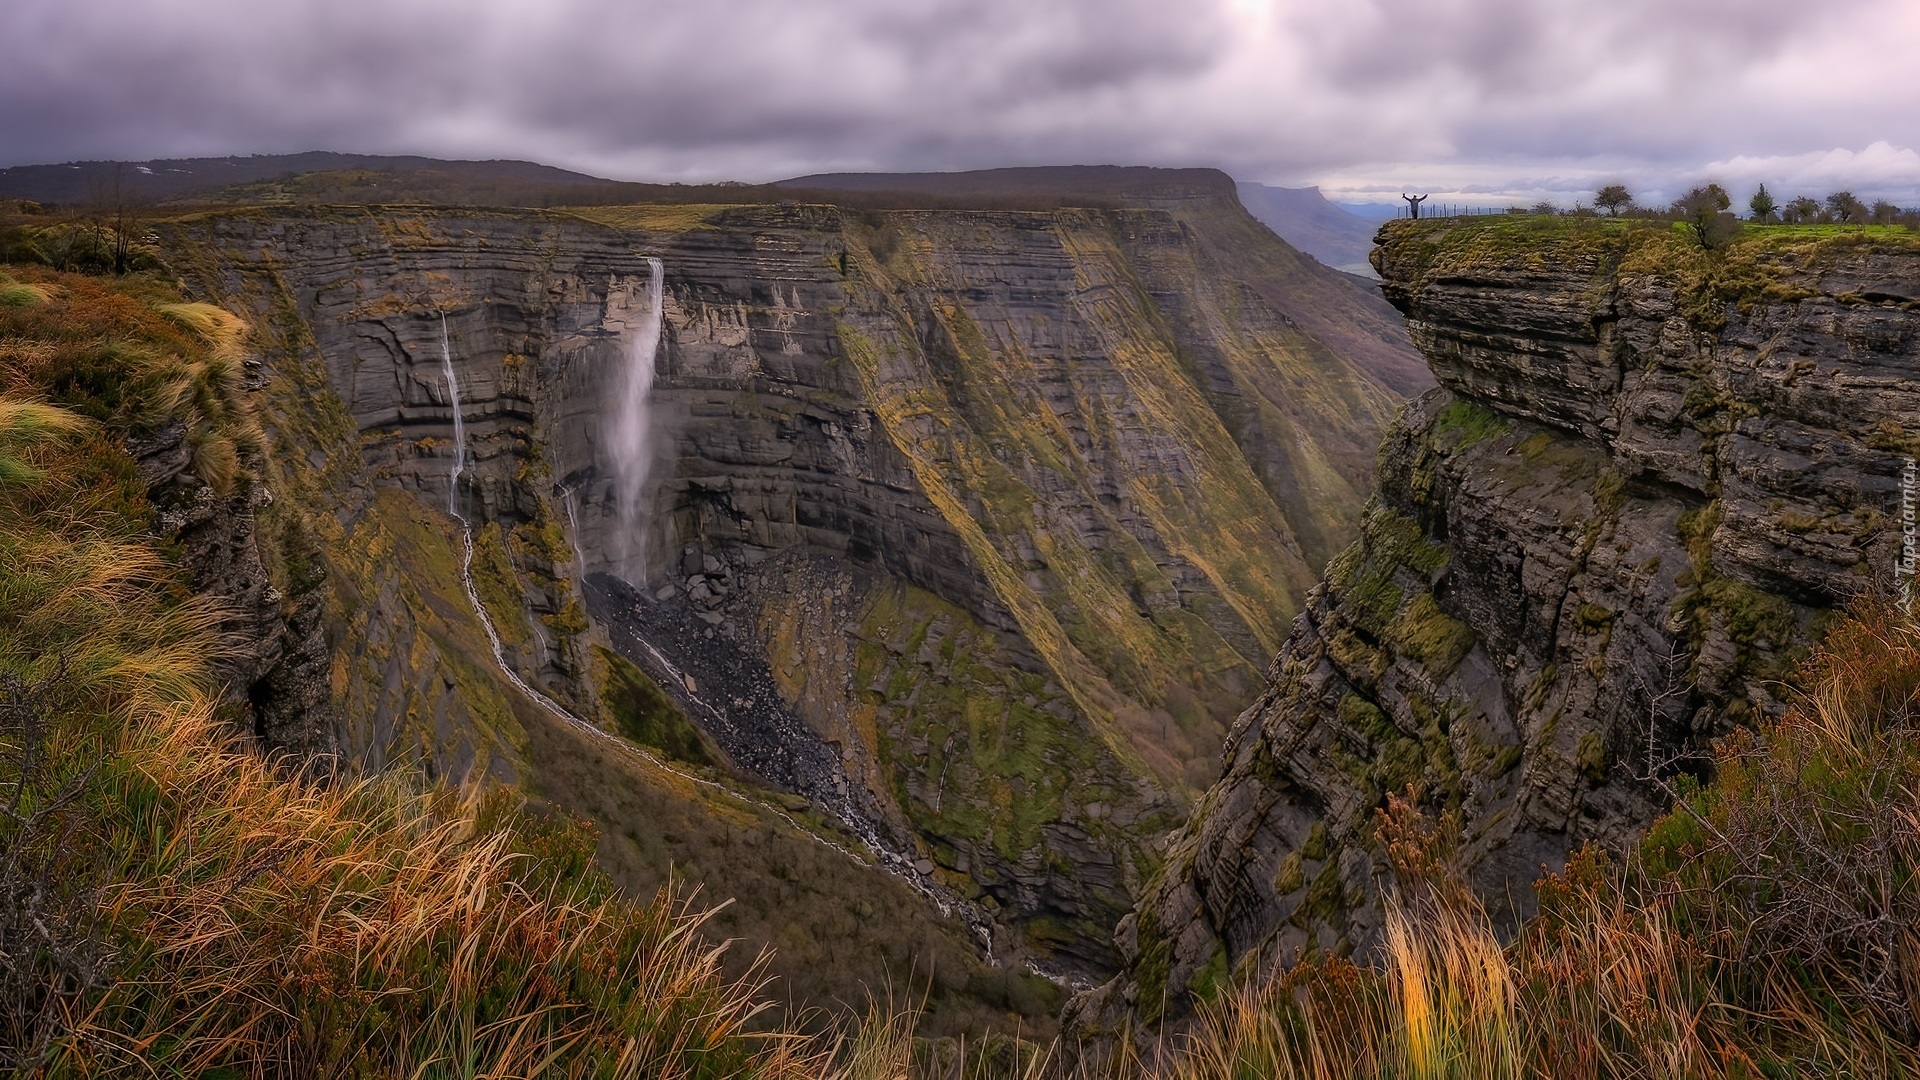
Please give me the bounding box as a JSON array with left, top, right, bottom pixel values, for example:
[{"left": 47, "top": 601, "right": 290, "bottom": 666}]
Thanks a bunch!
[
  {"left": 593, "top": 645, "right": 713, "bottom": 767},
  {"left": 1433, "top": 397, "right": 1512, "bottom": 449},
  {"left": 1392, "top": 593, "right": 1476, "bottom": 674}
]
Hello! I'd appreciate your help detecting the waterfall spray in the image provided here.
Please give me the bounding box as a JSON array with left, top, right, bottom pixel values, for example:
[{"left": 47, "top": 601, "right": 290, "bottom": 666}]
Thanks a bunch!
[
  {"left": 440, "top": 313, "right": 466, "bottom": 517},
  {"left": 609, "top": 258, "right": 664, "bottom": 584}
]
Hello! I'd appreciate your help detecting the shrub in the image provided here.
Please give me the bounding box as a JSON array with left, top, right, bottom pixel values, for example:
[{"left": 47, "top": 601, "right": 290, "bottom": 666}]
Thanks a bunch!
[
  {"left": 1782, "top": 195, "right": 1822, "bottom": 224},
  {"left": 1826, "top": 191, "right": 1869, "bottom": 225},
  {"left": 1671, "top": 184, "right": 1737, "bottom": 249}
]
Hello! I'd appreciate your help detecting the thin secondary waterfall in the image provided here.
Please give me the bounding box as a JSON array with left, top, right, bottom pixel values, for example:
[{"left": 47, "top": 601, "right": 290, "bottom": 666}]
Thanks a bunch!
[
  {"left": 440, "top": 314, "right": 466, "bottom": 517},
  {"left": 608, "top": 257, "right": 664, "bottom": 583},
  {"left": 562, "top": 489, "right": 588, "bottom": 584}
]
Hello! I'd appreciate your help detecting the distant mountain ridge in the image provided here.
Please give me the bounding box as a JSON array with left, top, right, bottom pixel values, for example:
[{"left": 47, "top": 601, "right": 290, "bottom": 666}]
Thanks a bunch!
[
  {"left": 0, "top": 151, "right": 611, "bottom": 205},
  {"left": 777, "top": 165, "right": 1238, "bottom": 200},
  {"left": 1236, "top": 183, "right": 1382, "bottom": 275},
  {"left": 2, "top": 155, "right": 1253, "bottom": 220},
  {"left": 1, "top": 155, "right": 1238, "bottom": 210}
]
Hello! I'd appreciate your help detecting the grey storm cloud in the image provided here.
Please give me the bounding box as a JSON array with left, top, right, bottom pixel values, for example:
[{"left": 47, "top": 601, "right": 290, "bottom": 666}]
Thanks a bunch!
[
  {"left": 4, "top": 0, "right": 1917, "bottom": 201},
  {"left": 1299, "top": 0, "right": 1835, "bottom": 95}
]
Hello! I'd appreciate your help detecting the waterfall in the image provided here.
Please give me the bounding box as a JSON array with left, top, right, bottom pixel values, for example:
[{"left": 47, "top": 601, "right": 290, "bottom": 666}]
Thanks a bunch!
[
  {"left": 609, "top": 257, "right": 664, "bottom": 584},
  {"left": 428, "top": 304, "right": 1050, "bottom": 980},
  {"left": 433, "top": 324, "right": 961, "bottom": 945},
  {"left": 563, "top": 489, "right": 589, "bottom": 583},
  {"left": 440, "top": 313, "right": 466, "bottom": 517}
]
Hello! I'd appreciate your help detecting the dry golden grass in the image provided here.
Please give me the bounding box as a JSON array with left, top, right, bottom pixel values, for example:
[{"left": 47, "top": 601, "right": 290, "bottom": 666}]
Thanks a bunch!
[
  {"left": 827, "top": 997, "right": 1056, "bottom": 1080},
  {"left": 1116, "top": 597, "right": 1920, "bottom": 1080},
  {"left": 0, "top": 266, "right": 853, "bottom": 1077},
  {"left": 153, "top": 300, "right": 249, "bottom": 364},
  {"left": 48, "top": 704, "right": 828, "bottom": 1077},
  {"left": 0, "top": 267, "right": 264, "bottom": 497},
  {"left": 0, "top": 400, "right": 838, "bottom": 1074},
  {"left": 565, "top": 203, "right": 735, "bottom": 233},
  {"left": 0, "top": 398, "right": 89, "bottom": 483}
]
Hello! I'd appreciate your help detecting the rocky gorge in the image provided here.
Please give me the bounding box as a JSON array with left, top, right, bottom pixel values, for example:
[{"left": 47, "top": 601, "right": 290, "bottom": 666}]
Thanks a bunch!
[
  {"left": 144, "top": 172, "right": 1421, "bottom": 1004},
  {"left": 1066, "top": 216, "right": 1920, "bottom": 1038}
]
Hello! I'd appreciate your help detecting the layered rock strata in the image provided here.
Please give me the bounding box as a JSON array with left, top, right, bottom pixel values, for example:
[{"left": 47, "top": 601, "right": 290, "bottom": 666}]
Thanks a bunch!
[{"left": 1068, "top": 218, "right": 1920, "bottom": 1033}]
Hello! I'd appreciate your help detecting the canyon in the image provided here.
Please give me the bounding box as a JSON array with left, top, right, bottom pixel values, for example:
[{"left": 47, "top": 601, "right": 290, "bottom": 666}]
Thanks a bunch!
[
  {"left": 143, "top": 171, "right": 1422, "bottom": 1015},
  {"left": 13, "top": 167, "right": 1918, "bottom": 1055}
]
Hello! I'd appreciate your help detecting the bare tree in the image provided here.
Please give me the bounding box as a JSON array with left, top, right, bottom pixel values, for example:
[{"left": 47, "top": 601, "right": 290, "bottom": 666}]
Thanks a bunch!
[
  {"left": 80, "top": 165, "right": 147, "bottom": 275},
  {"left": 1634, "top": 639, "right": 1702, "bottom": 793}
]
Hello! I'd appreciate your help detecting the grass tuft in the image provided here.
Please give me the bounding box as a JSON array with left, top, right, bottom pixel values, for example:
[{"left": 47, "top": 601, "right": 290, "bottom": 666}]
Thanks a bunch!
[
  {"left": 154, "top": 301, "right": 250, "bottom": 361},
  {"left": 0, "top": 280, "right": 52, "bottom": 308}
]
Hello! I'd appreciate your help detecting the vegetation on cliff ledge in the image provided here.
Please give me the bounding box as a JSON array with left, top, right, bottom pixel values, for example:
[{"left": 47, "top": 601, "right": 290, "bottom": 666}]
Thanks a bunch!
[{"left": 1379, "top": 213, "right": 1920, "bottom": 331}]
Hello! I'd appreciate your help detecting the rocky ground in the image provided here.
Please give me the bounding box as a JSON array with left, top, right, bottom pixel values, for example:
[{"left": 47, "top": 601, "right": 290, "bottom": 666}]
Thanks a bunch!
[
  {"left": 585, "top": 553, "right": 865, "bottom": 816},
  {"left": 585, "top": 550, "right": 1032, "bottom": 954}
]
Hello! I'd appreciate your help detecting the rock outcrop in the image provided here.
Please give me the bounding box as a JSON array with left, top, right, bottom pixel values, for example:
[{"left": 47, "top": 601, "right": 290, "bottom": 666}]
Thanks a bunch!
[
  {"left": 1068, "top": 218, "right": 1920, "bottom": 1035},
  {"left": 127, "top": 419, "right": 337, "bottom": 757},
  {"left": 156, "top": 184, "right": 1419, "bottom": 970}
]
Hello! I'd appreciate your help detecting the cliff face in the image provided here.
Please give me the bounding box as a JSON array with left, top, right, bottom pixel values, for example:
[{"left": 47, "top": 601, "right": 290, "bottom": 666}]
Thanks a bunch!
[
  {"left": 128, "top": 409, "right": 337, "bottom": 756},
  {"left": 157, "top": 192, "right": 1416, "bottom": 970},
  {"left": 1068, "top": 219, "right": 1920, "bottom": 1032}
]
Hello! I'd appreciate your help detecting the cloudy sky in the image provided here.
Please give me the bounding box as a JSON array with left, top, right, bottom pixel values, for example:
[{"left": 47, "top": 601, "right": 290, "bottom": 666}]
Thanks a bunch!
[{"left": 8, "top": 0, "right": 1918, "bottom": 206}]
